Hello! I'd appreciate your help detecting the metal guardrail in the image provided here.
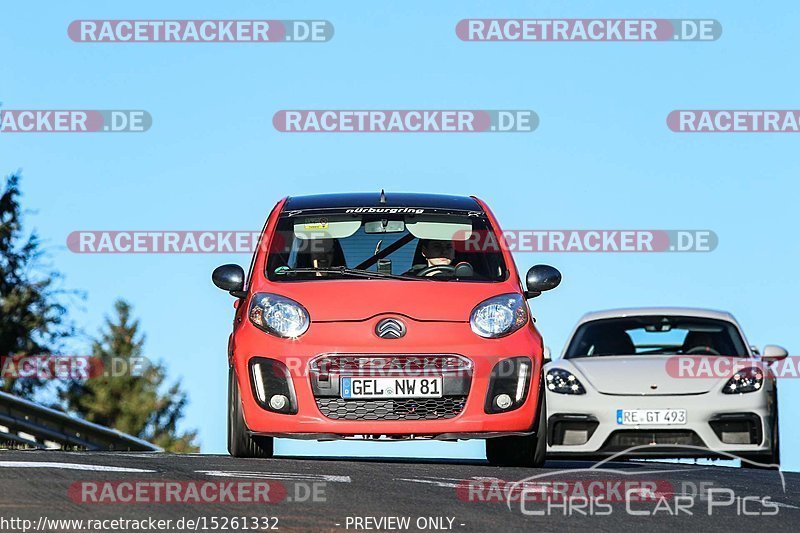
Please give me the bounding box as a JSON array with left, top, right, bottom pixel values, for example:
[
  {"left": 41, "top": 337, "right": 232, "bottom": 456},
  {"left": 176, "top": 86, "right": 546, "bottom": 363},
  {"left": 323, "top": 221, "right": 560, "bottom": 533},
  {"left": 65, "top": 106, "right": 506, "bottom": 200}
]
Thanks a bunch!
[{"left": 0, "top": 391, "right": 161, "bottom": 451}]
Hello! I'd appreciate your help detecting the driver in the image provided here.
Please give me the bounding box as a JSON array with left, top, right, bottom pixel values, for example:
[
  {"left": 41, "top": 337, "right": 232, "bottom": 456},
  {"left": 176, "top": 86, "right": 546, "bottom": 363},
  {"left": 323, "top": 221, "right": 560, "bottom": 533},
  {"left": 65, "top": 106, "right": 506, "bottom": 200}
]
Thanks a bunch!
[
  {"left": 299, "top": 238, "right": 341, "bottom": 277},
  {"left": 407, "top": 239, "right": 455, "bottom": 277},
  {"left": 681, "top": 332, "right": 720, "bottom": 355}
]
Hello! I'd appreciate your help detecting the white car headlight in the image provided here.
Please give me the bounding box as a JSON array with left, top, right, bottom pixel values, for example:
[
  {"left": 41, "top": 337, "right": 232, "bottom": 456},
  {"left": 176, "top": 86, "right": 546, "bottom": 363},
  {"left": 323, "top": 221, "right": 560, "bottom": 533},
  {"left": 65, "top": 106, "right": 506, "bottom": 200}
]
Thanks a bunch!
[
  {"left": 470, "top": 293, "right": 528, "bottom": 338},
  {"left": 546, "top": 368, "right": 586, "bottom": 395},
  {"left": 722, "top": 366, "right": 764, "bottom": 394},
  {"left": 249, "top": 293, "right": 310, "bottom": 338}
]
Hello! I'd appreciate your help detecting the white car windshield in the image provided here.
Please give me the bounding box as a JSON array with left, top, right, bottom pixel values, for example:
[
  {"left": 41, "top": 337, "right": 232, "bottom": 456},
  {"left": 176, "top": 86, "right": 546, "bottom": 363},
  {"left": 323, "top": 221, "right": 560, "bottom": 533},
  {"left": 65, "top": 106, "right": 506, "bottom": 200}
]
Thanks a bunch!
[
  {"left": 565, "top": 316, "right": 749, "bottom": 358},
  {"left": 265, "top": 212, "right": 508, "bottom": 282}
]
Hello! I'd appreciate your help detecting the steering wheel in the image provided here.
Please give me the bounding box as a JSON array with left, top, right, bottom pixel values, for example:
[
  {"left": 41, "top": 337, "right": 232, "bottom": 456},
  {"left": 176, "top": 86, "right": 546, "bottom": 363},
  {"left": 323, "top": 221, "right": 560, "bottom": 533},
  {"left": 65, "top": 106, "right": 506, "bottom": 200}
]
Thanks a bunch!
[
  {"left": 417, "top": 265, "right": 456, "bottom": 277},
  {"left": 685, "top": 346, "right": 721, "bottom": 355}
]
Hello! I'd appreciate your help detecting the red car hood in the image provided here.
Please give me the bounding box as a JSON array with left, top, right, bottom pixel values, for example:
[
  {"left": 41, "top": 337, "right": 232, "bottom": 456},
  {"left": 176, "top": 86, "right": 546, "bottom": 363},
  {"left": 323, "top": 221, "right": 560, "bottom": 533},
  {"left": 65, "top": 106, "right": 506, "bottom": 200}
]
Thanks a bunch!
[{"left": 255, "top": 279, "right": 520, "bottom": 322}]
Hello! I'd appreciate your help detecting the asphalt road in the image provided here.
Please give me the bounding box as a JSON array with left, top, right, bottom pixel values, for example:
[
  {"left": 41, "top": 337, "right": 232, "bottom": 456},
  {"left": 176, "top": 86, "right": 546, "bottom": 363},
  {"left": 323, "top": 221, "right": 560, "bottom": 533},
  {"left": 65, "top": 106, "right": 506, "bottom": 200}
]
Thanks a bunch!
[{"left": 0, "top": 450, "right": 797, "bottom": 532}]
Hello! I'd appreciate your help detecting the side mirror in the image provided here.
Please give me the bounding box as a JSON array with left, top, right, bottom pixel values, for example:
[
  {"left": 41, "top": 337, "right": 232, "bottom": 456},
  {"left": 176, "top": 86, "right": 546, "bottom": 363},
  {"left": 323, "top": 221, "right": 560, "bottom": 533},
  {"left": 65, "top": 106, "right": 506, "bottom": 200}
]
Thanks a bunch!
[
  {"left": 212, "top": 264, "right": 246, "bottom": 297},
  {"left": 543, "top": 345, "right": 552, "bottom": 363},
  {"left": 761, "top": 345, "right": 789, "bottom": 363},
  {"left": 525, "top": 265, "right": 561, "bottom": 299}
]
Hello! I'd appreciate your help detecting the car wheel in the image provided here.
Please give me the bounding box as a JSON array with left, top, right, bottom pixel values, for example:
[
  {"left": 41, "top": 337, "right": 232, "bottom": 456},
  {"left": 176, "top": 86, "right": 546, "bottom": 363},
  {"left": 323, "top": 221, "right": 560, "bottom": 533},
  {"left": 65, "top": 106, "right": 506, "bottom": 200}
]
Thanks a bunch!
[
  {"left": 485, "top": 387, "right": 547, "bottom": 467},
  {"left": 228, "top": 367, "right": 274, "bottom": 458}
]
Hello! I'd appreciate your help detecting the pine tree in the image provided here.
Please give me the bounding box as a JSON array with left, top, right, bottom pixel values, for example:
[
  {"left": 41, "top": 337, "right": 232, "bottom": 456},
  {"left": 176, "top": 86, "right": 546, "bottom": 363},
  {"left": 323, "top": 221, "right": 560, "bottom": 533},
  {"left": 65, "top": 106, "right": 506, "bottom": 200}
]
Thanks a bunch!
[
  {"left": 63, "top": 300, "right": 199, "bottom": 452},
  {"left": 0, "top": 172, "right": 72, "bottom": 398}
]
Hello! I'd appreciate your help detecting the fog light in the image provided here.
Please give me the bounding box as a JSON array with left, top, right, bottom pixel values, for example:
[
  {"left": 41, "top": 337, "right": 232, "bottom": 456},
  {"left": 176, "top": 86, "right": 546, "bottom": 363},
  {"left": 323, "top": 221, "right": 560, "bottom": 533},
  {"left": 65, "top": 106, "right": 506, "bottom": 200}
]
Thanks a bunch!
[
  {"left": 250, "top": 358, "right": 297, "bottom": 414},
  {"left": 495, "top": 394, "right": 512, "bottom": 410},
  {"left": 269, "top": 394, "right": 288, "bottom": 411},
  {"left": 485, "top": 357, "right": 532, "bottom": 414}
]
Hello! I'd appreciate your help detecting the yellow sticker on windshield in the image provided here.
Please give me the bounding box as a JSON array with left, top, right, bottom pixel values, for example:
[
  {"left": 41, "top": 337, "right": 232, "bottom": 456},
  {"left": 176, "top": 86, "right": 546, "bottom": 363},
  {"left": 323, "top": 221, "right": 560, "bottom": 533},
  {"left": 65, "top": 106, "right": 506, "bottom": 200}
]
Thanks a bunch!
[{"left": 303, "top": 217, "right": 329, "bottom": 230}]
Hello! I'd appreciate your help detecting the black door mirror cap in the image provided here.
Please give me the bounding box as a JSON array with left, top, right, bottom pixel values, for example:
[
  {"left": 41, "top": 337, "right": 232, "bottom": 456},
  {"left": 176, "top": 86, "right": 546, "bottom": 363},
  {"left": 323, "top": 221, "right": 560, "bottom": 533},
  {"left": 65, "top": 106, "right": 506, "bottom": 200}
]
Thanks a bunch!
[
  {"left": 525, "top": 264, "right": 561, "bottom": 299},
  {"left": 212, "top": 264, "right": 246, "bottom": 297}
]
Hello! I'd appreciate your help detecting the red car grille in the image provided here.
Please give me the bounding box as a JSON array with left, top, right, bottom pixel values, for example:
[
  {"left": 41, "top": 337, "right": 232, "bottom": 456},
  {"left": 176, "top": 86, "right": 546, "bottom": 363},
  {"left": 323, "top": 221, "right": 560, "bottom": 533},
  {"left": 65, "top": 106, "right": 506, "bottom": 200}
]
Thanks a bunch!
[{"left": 316, "top": 396, "right": 467, "bottom": 421}]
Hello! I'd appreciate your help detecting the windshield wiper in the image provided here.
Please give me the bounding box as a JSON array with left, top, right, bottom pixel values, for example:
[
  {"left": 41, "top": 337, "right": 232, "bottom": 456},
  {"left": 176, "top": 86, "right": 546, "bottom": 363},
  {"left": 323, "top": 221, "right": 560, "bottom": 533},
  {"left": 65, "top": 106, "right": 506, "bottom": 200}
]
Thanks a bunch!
[{"left": 275, "top": 266, "right": 423, "bottom": 281}]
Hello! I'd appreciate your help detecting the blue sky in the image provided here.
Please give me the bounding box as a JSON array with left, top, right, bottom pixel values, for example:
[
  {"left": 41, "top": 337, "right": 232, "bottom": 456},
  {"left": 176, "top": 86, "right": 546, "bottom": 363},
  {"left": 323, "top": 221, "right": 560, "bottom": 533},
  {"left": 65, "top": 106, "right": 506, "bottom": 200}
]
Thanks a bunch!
[{"left": 2, "top": 1, "right": 799, "bottom": 470}]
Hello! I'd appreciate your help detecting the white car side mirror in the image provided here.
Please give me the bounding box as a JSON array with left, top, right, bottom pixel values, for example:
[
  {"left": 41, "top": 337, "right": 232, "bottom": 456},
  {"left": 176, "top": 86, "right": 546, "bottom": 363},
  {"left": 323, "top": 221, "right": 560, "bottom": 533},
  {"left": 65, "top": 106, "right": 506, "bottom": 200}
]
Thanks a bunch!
[
  {"left": 762, "top": 345, "right": 789, "bottom": 363},
  {"left": 543, "top": 345, "right": 552, "bottom": 362}
]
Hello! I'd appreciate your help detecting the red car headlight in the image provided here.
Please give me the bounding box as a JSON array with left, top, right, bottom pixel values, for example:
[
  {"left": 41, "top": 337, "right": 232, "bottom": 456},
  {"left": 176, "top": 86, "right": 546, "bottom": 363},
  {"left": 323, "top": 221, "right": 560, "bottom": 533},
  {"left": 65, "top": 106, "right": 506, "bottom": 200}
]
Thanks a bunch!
[
  {"left": 470, "top": 293, "right": 528, "bottom": 338},
  {"left": 249, "top": 293, "right": 310, "bottom": 338}
]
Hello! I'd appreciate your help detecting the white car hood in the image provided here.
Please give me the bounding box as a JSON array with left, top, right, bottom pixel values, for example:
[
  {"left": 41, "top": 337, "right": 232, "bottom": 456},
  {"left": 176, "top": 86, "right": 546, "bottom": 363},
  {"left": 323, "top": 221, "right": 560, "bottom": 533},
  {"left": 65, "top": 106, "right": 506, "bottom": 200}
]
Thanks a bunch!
[{"left": 559, "top": 355, "right": 741, "bottom": 395}]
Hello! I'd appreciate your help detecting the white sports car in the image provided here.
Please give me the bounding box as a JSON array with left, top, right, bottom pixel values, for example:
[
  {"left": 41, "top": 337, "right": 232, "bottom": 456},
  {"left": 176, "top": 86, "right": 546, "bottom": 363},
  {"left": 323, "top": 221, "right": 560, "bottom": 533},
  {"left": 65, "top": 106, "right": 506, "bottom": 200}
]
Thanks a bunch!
[{"left": 545, "top": 308, "right": 787, "bottom": 466}]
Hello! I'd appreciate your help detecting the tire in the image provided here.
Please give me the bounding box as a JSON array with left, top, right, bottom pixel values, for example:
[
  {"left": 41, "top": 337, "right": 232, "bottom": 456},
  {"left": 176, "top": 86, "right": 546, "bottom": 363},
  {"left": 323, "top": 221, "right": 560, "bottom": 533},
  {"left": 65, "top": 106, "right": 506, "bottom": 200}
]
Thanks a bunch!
[
  {"left": 486, "top": 387, "right": 547, "bottom": 467},
  {"left": 742, "top": 394, "right": 779, "bottom": 469},
  {"left": 228, "top": 367, "right": 274, "bottom": 458}
]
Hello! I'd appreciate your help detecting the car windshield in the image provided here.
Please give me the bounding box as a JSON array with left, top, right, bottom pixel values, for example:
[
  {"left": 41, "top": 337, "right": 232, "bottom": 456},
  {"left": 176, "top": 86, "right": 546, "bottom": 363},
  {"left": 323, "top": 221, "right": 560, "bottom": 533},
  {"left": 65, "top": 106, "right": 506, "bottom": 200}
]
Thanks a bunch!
[
  {"left": 265, "top": 211, "right": 507, "bottom": 282},
  {"left": 564, "top": 316, "right": 749, "bottom": 358}
]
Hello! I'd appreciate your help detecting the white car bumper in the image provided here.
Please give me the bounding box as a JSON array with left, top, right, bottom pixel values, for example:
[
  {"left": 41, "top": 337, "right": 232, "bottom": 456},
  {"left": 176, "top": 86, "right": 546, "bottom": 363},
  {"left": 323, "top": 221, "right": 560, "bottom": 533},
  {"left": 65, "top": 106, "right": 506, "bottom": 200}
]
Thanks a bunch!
[{"left": 546, "top": 385, "right": 776, "bottom": 457}]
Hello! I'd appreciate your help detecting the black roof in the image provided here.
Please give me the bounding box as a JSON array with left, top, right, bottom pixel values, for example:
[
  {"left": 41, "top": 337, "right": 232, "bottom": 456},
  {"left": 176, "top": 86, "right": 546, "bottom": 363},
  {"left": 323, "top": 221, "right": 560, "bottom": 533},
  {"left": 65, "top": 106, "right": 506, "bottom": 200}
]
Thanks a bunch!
[{"left": 283, "top": 192, "right": 482, "bottom": 212}]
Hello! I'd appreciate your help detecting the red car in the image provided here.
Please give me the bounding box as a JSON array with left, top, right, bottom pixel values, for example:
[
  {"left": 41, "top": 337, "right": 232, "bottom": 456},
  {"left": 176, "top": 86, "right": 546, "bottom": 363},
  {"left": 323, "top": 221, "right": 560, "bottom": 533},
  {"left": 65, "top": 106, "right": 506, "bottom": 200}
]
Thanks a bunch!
[{"left": 213, "top": 192, "right": 561, "bottom": 466}]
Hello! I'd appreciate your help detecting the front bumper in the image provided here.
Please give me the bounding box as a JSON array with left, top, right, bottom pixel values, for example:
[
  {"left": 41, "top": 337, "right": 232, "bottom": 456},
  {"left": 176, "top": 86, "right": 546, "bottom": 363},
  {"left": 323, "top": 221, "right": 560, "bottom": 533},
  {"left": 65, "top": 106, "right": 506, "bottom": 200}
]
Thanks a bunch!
[
  {"left": 546, "top": 386, "right": 776, "bottom": 457},
  {"left": 232, "top": 320, "right": 544, "bottom": 438}
]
